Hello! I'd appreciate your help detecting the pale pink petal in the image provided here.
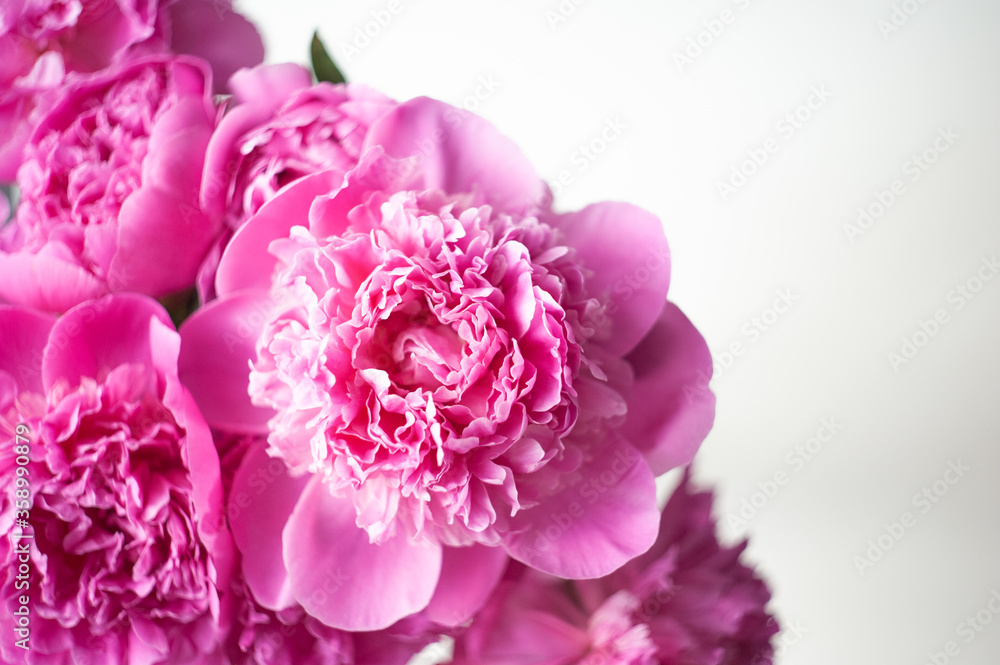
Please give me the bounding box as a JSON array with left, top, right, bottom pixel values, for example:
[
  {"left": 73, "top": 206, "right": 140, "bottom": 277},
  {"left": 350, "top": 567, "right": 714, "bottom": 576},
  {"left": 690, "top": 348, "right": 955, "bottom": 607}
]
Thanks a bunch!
[
  {"left": 143, "top": 98, "right": 214, "bottom": 202},
  {"left": 215, "top": 170, "right": 342, "bottom": 297},
  {"left": 229, "top": 440, "right": 308, "bottom": 610},
  {"left": 456, "top": 610, "right": 588, "bottom": 665},
  {"left": 177, "top": 291, "right": 275, "bottom": 433},
  {"left": 0, "top": 305, "right": 56, "bottom": 393},
  {"left": 111, "top": 186, "right": 220, "bottom": 296},
  {"left": 623, "top": 304, "right": 716, "bottom": 475},
  {"left": 362, "top": 97, "right": 549, "bottom": 213},
  {"left": 283, "top": 475, "right": 443, "bottom": 631},
  {"left": 0, "top": 248, "right": 107, "bottom": 313},
  {"left": 453, "top": 568, "right": 590, "bottom": 665},
  {"left": 548, "top": 202, "right": 671, "bottom": 356},
  {"left": 166, "top": 0, "right": 265, "bottom": 95},
  {"left": 503, "top": 439, "right": 659, "bottom": 579},
  {"left": 423, "top": 544, "right": 509, "bottom": 627},
  {"left": 41, "top": 293, "right": 173, "bottom": 392},
  {"left": 228, "top": 63, "right": 313, "bottom": 105}
]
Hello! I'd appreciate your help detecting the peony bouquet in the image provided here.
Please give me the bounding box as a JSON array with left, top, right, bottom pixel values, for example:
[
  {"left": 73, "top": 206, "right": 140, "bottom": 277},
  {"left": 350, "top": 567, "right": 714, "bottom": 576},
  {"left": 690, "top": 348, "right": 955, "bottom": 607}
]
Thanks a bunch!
[{"left": 1, "top": 4, "right": 778, "bottom": 664}]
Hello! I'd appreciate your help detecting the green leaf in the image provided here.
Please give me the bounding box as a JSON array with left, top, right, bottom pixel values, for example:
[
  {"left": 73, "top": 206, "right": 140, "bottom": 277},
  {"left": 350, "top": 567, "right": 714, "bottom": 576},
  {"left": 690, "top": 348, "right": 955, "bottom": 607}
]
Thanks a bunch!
[{"left": 311, "top": 31, "right": 346, "bottom": 84}]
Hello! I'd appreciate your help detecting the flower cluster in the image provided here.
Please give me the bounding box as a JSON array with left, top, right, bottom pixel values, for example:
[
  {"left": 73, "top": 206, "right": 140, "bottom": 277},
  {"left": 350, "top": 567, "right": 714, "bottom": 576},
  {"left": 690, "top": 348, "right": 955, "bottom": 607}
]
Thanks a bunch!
[{"left": 0, "top": 8, "right": 777, "bottom": 664}]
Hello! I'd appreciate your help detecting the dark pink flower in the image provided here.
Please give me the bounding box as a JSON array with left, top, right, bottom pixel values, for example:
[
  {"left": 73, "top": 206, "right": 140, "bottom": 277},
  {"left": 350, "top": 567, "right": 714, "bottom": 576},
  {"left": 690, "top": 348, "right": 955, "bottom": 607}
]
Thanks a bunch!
[
  {"left": 196, "top": 63, "right": 396, "bottom": 302},
  {"left": 0, "top": 294, "right": 233, "bottom": 665},
  {"left": 179, "top": 97, "right": 715, "bottom": 631},
  {"left": 453, "top": 469, "right": 779, "bottom": 665},
  {"left": 0, "top": 56, "right": 223, "bottom": 312},
  {"left": 0, "top": 0, "right": 264, "bottom": 180}
]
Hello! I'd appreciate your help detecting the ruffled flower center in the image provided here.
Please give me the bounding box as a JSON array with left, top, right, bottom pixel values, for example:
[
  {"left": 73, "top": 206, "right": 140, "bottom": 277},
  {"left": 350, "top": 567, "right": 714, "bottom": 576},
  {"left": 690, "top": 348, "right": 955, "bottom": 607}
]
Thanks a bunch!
[
  {"left": 231, "top": 88, "right": 381, "bottom": 223},
  {"left": 583, "top": 591, "right": 658, "bottom": 665},
  {"left": 13, "top": 1, "right": 84, "bottom": 40},
  {"left": 13, "top": 65, "right": 171, "bottom": 274},
  {"left": 29, "top": 363, "right": 214, "bottom": 636},
  {"left": 250, "top": 188, "right": 611, "bottom": 545}
]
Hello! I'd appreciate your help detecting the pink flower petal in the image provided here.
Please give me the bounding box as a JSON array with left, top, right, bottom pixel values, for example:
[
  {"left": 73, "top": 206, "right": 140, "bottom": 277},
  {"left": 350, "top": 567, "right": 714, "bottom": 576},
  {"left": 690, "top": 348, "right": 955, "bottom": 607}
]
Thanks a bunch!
[
  {"left": 362, "top": 97, "right": 549, "bottom": 213},
  {"left": 177, "top": 290, "right": 275, "bottom": 433},
  {"left": 502, "top": 439, "right": 659, "bottom": 579},
  {"left": 622, "top": 303, "right": 716, "bottom": 475},
  {"left": 199, "top": 80, "right": 309, "bottom": 219},
  {"left": 548, "top": 202, "right": 671, "bottom": 356},
  {"left": 0, "top": 248, "right": 108, "bottom": 313},
  {"left": 215, "top": 170, "right": 342, "bottom": 297},
  {"left": 143, "top": 98, "right": 214, "bottom": 202},
  {"left": 111, "top": 186, "right": 219, "bottom": 296},
  {"left": 306, "top": 146, "right": 421, "bottom": 240},
  {"left": 41, "top": 293, "right": 173, "bottom": 392},
  {"left": 453, "top": 567, "right": 590, "bottom": 665},
  {"left": 166, "top": 0, "right": 265, "bottom": 95},
  {"left": 423, "top": 544, "right": 509, "bottom": 627},
  {"left": 283, "top": 475, "right": 443, "bottom": 631},
  {"left": 228, "top": 439, "right": 309, "bottom": 611},
  {"left": 228, "top": 63, "right": 313, "bottom": 106},
  {"left": 0, "top": 305, "right": 55, "bottom": 394},
  {"left": 162, "top": 375, "right": 236, "bottom": 588}
]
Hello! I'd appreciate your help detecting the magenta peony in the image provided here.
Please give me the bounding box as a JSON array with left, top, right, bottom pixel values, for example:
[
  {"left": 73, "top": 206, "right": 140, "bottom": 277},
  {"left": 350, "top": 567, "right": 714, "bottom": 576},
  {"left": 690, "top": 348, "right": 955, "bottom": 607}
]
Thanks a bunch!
[
  {"left": 453, "top": 469, "right": 779, "bottom": 665},
  {"left": 196, "top": 63, "right": 397, "bottom": 302},
  {"left": 0, "top": 293, "right": 233, "bottom": 664},
  {"left": 0, "top": 56, "right": 223, "bottom": 312},
  {"left": 179, "top": 96, "right": 715, "bottom": 631},
  {"left": 0, "top": 0, "right": 264, "bottom": 180}
]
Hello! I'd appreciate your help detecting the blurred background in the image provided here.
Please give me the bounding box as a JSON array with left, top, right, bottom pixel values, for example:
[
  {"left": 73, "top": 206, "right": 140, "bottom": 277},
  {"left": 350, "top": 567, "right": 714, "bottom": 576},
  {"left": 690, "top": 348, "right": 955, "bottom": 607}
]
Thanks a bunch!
[{"left": 237, "top": 1, "right": 1000, "bottom": 662}]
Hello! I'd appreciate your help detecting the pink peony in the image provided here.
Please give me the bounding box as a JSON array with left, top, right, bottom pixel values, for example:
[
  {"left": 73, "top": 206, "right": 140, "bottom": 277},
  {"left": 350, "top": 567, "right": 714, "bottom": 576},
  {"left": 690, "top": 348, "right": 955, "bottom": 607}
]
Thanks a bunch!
[
  {"left": 179, "top": 97, "right": 715, "bottom": 631},
  {"left": 0, "top": 55, "right": 223, "bottom": 313},
  {"left": 196, "top": 63, "right": 397, "bottom": 302},
  {"left": 0, "top": 0, "right": 264, "bottom": 180},
  {"left": 453, "top": 469, "right": 779, "bottom": 665},
  {"left": 0, "top": 293, "right": 233, "bottom": 664}
]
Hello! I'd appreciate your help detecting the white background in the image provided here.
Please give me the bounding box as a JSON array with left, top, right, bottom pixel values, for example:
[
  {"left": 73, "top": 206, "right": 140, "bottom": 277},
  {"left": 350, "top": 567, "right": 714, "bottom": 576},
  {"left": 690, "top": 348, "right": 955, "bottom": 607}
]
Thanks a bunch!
[{"left": 236, "top": 1, "right": 1000, "bottom": 663}]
